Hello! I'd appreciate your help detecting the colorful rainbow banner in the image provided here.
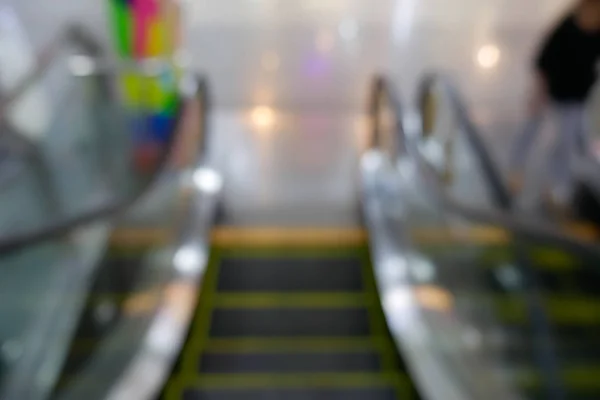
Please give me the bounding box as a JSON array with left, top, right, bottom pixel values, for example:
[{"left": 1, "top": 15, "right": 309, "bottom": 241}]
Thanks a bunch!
[
  {"left": 109, "top": 0, "right": 180, "bottom": 59},
  {"left": 108, "top": 0, "right": 180, "bottom": 111},
  {"left": 108, "top": 0, "right": 182, "bottom": 170}
]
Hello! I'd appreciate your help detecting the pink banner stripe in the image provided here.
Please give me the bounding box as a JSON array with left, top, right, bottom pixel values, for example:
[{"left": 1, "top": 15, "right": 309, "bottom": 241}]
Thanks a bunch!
[{"left": 133, "top": 0, "right": 158, "bottom": 58}]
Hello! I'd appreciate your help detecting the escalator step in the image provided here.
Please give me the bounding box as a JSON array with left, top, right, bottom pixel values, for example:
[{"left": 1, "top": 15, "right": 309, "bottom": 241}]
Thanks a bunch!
[
  {"left": 217, "top": 257, "right": 363, "bottom": 292},
  {"left": 182, "top": 387, "right": 397, "bottom": 400},
  {"left": 524, "top": 390, "right": 599, "bottom": 400},
  {"left": 183, "top": 387, "right": 396, "bottom": 400},
  {"left": 203, "top": 337, "right": 384, "bottom": 352},
  {"left": 162, "top": 239, "right": 417, "bottom": 400},
  {"left": 504, "top": 335, "right": 600, "bottom": 365},
  {"left": 209, "top": 308, "right": 370, "bottom": 337},
  {"left": 199, "top": 351, "right": 382, "bottom": 373}
]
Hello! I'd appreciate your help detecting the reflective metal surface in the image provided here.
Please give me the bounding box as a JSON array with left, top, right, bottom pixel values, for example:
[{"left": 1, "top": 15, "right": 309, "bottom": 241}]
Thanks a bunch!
[
  {"left": 365, "top": 142, "right": 600, "bottom": 398},
  {"left": 361, "top": 149, "right": 521, "bottom": 400},
  {"left": 47, "top": 78, "right": 214, "bottom": 400},
  {"left": 0, "top": 221, "right": 110, "bottom": 400},
  {"left": 415, "top": 74, "right": 511, "bottom": 211},
  {"left": 364, "top": 71, "right": 600, "bottom": 400},
  {"left": 0, "top": 23, "right": 211, "bottom": 399},
  {"left": 0, "top": 60, "right": 192, "bottom": 252},
  {"left": 58, "top": 165, "right": 222, "bottom": 400},
  {"left": 363, "top": 73, "right": 522, "bottom": 398}
]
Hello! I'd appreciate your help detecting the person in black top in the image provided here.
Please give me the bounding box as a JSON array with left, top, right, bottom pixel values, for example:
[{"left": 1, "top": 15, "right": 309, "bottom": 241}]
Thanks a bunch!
[{"left": 510, "top": 0, "right": 600, "bottom": 205}]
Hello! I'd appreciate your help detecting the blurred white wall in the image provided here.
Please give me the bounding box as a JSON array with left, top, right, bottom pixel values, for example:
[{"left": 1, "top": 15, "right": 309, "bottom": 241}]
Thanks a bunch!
[
  {"left": 3, "top": 0, "right": 109, "bottom": 50},
  {"left": 0, "top": 1, "right": 110, "bottom": 140}
]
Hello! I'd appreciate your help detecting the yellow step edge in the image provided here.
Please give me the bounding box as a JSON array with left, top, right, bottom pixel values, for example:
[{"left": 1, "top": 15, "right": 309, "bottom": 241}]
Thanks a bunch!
[
  {"left": 212, "top": 292, "right": 375, "bottom": 309},
  {"left": 527, "top": 247, "right": 581, "bottom": 270},
  {"left": 175, "top": 372, "right": 411, "bottom": 389},
  {"left": 484, "top": 249, "right": 580, "bottom": 271},
  {"left": 211, "top": 227, "right": 368, "bottom": 248},
  {"left": 217, "top": 247, "right": 368, "bottom": 258},
  {"left": 203, "top": 337, "right": 389, "bottom": 353},
  {"left": 518, "top": 365, "right": 600, "bottom": 389},
  {"left": 495, "top": 295, "right": 600, "bottom": 325}
]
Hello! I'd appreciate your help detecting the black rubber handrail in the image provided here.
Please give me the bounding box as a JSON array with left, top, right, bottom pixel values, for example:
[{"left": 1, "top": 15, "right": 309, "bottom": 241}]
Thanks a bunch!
[
  {"left": 0, "top": 24, "right": 104, "bottom": 121},
  {"left": 416, "top": 73, "right": 512, "bottom": 210},
  {"left": 368, "top": 75, "right": 407, "bottom": 159},
  {"left": 0, "top": 73, "right": 210, "bottom": 255},
  {"left": 0, "top": 23, "right": 107, "bottom": 192},
  {"left": 369, "top": 73, "right": 512, "bottom": 209}
]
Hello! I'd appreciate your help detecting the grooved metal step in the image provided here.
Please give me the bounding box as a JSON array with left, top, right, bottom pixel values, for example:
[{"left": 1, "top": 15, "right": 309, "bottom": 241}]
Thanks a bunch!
[
  {"left": 217, "top": 257, "right": 364, "bottom": 292},
  {"left": 182, "top": 387, "right": 398, "bottom": 400},
  {"left": 209, "top": 308, "right": 371, "bottom": 338},
  {"left": 164, "top": 241, "right": 414, "bottom": 400},
  {"left": 199, "top": 351, "right": 382, "bottom": 373}
]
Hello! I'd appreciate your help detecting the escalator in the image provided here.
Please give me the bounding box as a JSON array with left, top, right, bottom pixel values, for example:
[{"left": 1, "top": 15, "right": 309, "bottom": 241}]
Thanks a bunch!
[
  {"left": 392, "top": 216, "right": 600, "bottom": 399},
  {"left": 49, "top": 79, "right": 212, "bottom": 399},
  {"left": 364, "top": 73, "right": 600, "bottom": 400},
  {"left": 0, "top": 25, "right": 214, "bottom": 400},
  {"left": 0, "top": 24, "right": 422, "bottom": 399},
  {"left": 4, "top": 27, "right": 600, "bottom": 400},
  {"left": 163, "top": 229, "right": 418, "bottom": 399}
]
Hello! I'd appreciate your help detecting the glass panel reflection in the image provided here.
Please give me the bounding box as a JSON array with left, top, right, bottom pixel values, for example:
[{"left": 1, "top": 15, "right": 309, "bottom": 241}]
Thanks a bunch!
[{"left": 0, "top": 60, "right": 182, "bottom": 245}]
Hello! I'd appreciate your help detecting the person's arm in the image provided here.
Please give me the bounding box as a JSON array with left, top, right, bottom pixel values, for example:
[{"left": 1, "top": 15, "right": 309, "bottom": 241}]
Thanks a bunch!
[{"left": 528, "top": 70, "right": 549, "bottom": 117}]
